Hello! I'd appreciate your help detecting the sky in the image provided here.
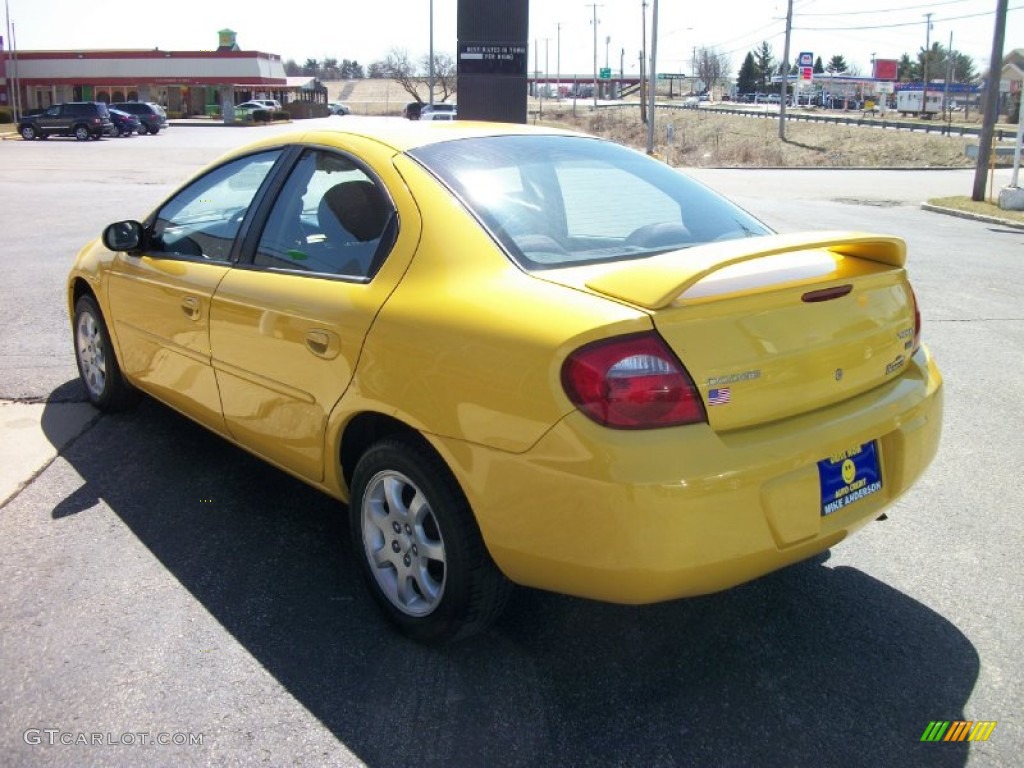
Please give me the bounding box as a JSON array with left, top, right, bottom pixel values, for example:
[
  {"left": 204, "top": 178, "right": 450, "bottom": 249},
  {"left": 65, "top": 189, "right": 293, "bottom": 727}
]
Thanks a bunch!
[{"left": 4, "top": 0, "right": 1022, "bottom": 80}]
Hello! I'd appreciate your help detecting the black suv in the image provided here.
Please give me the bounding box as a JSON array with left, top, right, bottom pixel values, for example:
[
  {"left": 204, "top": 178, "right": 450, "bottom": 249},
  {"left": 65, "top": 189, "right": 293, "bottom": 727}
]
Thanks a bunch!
[
  {"left": 18, "top": 102, "right": 114, "bottom": 141},
  {"left": 110, "top": 102, "right": 168, "bottom": 135}
]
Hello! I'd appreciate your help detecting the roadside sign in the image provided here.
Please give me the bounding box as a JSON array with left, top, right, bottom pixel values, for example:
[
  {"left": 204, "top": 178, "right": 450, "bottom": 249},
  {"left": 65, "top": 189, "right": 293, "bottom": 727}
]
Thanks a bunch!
[
  {"left": 800, "top": 67, "right": 813, "bottom": 81},
  {"left": 599, "top": 67, "right": 611, "bottom": 79},
  {"left": 798, "top": 52, "right": 813, "bottom": 68}
]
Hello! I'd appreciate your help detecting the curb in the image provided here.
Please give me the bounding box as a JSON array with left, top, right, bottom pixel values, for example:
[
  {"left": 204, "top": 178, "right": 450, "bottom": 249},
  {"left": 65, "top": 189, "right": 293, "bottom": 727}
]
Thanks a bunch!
[
  {"left": 920, "top": 203, "right": 1024, "bottom": 230},
  {"left": 0, "top": 401, "right": 100, "bottom": 509}
]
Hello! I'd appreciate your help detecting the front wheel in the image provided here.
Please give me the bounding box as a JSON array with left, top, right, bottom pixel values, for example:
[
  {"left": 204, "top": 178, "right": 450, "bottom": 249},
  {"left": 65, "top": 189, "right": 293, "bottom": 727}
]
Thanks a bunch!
[
  {"left": 73, "top": 295, "right": 138, "bottom": 411},
  {"left": 350, "top": 437, "right": 511, "bottom": 643},
  {"left": 20, "top": 125, "right": 36, "bottom": 140}
]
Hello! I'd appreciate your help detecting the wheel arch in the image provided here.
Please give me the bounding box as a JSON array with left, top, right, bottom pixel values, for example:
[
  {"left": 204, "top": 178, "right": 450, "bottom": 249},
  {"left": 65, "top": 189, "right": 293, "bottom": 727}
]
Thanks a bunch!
[
  {"left": 338, "top": 412, "right": 436, "bottom": 496},
  {"left": 70, "top": 276, "right": 96, "bottom": 321}
]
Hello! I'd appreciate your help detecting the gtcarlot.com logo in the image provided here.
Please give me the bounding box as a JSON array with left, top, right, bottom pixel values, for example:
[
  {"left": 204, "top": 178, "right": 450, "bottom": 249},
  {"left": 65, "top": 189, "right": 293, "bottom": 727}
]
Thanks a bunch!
[
  {"left": 920, "top": 721, "right": 997, "bottom": 742},
  {"left": 24, "top": 729, "right": 204, "bottom": 747}
]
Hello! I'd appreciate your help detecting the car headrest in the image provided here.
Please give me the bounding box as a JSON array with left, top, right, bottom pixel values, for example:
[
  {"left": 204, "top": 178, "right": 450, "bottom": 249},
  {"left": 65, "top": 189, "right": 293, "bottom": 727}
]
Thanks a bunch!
[{"left": 318, "top": 180, "right": 390, "bottom": 243}]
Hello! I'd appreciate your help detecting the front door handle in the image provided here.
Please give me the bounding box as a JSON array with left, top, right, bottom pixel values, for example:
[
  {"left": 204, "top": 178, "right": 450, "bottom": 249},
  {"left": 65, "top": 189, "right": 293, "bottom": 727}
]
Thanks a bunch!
[{"left": 181, "top": 296, "right": 201, "bottom": 320}]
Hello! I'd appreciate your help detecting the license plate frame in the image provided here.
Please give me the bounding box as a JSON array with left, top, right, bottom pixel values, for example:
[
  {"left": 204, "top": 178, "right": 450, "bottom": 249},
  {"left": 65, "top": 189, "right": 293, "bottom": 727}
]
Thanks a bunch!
[{"left": 818, "top": 441, "right": 883, "bottom": 517}]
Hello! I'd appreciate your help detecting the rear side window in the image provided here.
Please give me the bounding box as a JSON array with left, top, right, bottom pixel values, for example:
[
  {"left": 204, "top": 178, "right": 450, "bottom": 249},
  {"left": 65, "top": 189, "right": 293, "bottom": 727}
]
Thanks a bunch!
[
  {"left": 253, "top": 149, "right": 396, "bottom": 279},
  {"left": 410, "top": 135, "right": 771, "bottom": 270}
]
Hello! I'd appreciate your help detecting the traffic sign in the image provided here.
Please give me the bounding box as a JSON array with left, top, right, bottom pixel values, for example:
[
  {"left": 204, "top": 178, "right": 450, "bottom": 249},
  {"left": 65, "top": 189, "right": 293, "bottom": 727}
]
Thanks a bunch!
[
  {"left": 599, "top": 67, "right": 612, "bottom": 79},
  {"left": 798, "top": 51, "right": 813, "bottom": 68}
]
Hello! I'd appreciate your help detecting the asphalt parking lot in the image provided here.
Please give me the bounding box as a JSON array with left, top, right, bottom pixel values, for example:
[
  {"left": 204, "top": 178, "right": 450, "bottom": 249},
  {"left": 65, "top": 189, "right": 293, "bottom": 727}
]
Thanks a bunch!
[{"left": 0, "top": 119, "right": 1021, "bottom": 767}]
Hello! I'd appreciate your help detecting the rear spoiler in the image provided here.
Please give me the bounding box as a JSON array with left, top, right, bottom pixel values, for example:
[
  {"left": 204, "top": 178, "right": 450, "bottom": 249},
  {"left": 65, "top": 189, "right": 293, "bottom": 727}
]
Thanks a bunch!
[{"left": 585, "top": 231, "right": 906, "bottom": 310}]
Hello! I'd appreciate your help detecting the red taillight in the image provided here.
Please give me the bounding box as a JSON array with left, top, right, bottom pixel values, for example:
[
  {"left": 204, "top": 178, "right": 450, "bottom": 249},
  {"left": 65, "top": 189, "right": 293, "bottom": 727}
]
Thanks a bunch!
[{"left": 561, "top": 332, "right": 707, "bottom": 429}]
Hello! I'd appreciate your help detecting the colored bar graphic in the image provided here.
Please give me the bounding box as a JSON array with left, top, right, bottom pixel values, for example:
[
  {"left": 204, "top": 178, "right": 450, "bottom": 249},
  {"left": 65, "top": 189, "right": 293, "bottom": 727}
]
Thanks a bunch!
[
  {"left": 921, "top": 721, "right": 950, "bottom": 741},
  {"left": 969, "top": 722, "right": 998, "bottom": 742},
  {"left": 921, "top": 720, "right": 997, "bottom": 742},
  {"left": 945, "top": 721, "right": 972, "bottom": 741}
]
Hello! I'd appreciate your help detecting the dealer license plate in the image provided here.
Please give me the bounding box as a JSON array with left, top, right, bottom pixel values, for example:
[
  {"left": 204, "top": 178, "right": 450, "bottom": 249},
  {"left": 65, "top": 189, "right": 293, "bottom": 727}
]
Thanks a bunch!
[{"left": 818, "top": 441, "right": 883, "bottom": 517}]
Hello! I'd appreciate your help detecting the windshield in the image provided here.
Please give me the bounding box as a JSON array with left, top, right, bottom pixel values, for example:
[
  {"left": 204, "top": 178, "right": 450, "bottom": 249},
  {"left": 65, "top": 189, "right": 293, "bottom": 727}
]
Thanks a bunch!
[{"left": 409, "top": 135, "right": 771, "bottom": 270}]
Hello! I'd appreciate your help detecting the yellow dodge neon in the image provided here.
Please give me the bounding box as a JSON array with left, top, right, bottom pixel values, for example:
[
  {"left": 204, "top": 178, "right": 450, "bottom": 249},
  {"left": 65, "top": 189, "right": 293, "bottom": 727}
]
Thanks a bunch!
[{"left": 68, "top": 121, "right": 943, "bottom": 642}]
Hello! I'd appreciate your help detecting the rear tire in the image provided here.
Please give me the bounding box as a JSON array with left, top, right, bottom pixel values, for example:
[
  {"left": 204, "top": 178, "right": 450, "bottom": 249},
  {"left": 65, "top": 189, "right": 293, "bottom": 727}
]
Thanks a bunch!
[
  {"left": 74, "top": 124, "right": 90, "bottom": 141},
  {"left": 350, "top": 437, "right": 511, "bottom": 643},
  {"left": 73, "top": 295, "right": 139, "bottom": 412}
]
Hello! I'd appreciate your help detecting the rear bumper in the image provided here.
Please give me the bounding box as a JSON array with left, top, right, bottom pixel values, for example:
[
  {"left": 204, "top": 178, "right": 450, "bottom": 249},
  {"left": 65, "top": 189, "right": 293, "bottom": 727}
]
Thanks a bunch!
[{"left": 437, "top": 345, "right": 943, "bottom": 603}]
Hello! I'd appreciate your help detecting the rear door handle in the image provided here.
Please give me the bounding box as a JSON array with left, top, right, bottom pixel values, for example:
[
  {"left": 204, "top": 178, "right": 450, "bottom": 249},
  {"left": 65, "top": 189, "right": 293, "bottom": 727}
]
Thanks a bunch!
[
  {"left": 181, "top": 296, "right": 201, "bottom": 320},
  {"left": 305, "top": 329, "right": 340, "bottom": 359}
]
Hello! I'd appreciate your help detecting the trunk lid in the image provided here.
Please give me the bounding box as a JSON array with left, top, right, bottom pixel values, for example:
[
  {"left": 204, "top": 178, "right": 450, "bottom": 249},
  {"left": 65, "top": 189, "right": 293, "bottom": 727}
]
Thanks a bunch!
[{"left": 546, "top": 232, "right": 918, "bottom": 431}]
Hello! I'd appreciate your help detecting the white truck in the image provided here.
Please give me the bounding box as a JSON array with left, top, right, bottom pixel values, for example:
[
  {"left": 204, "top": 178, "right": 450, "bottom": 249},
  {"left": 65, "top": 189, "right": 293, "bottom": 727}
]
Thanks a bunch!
[{"left": 896, "top": 89, "right": 942, "bottom": 118}]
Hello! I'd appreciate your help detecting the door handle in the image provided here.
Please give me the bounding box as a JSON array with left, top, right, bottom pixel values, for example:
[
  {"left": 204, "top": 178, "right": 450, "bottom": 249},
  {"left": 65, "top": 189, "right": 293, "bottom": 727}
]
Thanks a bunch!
[
  {"left": 181, "top": 296, "right": 201, "bottom": 320},
  {"left": 305, "top": 329, "right": 340, "bottom": 359}
]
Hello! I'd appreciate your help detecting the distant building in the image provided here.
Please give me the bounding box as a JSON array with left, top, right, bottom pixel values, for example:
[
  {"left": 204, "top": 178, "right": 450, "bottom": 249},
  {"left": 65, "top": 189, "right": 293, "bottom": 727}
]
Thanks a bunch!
[{"left": 0, "top": 30, "right": 303, "bottom": 118}]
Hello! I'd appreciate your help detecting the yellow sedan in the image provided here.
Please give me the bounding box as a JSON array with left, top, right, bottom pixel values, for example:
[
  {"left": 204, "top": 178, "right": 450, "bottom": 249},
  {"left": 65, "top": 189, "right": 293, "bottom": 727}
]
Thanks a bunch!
[{"left": 68, "top": 121, "right": 943, "bottom": 642}]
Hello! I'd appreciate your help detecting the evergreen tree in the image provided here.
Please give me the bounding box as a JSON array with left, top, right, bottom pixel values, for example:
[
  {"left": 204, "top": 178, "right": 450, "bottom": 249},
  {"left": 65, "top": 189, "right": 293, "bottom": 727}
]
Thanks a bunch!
[
  {"left": 753, "top": 42, "right": 774, "bottom": 93},
  {"left": 813, "top": 56, "right": 824, "bottom": 74},
  {"left": 897, "top": 53, "right": 917, "bottom": 82},
  {"left": 737, "top": 52, "right": 758, "bottom": 95},
  {"left": 826, "top": 55, "right": 848, "bottom": 74}
]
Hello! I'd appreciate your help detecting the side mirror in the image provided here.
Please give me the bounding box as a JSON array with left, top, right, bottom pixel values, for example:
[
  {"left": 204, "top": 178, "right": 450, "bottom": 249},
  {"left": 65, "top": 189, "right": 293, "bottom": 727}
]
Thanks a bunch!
[{"left": 102, "top": 220, "right": 144, "bottom": 253}]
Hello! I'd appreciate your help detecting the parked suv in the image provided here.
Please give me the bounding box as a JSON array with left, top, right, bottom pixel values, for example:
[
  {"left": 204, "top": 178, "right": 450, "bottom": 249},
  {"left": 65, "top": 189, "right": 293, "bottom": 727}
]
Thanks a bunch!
[
  {"left": 110, "top": 102, "right": 168, "bottom": 135},
  {"left": 18, "top": 102, "right": 114, "bottom": 141}
]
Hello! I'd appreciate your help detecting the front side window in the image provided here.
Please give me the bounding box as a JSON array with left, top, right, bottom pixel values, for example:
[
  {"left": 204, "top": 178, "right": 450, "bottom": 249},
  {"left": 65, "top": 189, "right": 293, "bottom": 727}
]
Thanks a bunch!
[
  {"left": 253, "top": 149, "right": 395, "bottom": 279},
  {"left": 410, "top": 135, "right": 771, "bottom": 270},
  {"left": 149, "top": 150, "right": 282, "bottom": 262}
]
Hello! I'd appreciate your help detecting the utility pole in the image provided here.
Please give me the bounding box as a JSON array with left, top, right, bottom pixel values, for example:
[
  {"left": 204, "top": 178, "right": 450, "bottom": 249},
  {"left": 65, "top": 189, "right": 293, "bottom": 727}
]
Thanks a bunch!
[
  {"left": 557, "top": 23, "right": 561, "bottom": 99},
  {"left": 645, "top": 0, "right": 659, "bottom": 154},
  {"left": 545, "top": 37, "right": 550, "bottom": 105},
  {"left": 921, "top": 12, "right": 932, "bottom": 118},
  {"left": 428, "top": 0, "right": 434, "bottom": 106},
  {"left": 640, "top": 0, "right": 648, "bottom": 123},
  {"left": 973, "top": 0, "right": 1008, "bottom": 201},
  {"left": 778, "top": 0, "right": 793, "bottom": 139},
  {"left": 944, "top": 32, "right": 954, "bottom": 121},
  {"left": 587, "top": 3, "right": 602, "bottom": 108}
]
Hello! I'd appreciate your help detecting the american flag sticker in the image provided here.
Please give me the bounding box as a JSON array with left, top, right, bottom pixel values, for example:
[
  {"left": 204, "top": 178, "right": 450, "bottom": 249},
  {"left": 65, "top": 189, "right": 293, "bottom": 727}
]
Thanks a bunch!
[{"left": 708, "top": 387, "right": 731, "bottom": 406}]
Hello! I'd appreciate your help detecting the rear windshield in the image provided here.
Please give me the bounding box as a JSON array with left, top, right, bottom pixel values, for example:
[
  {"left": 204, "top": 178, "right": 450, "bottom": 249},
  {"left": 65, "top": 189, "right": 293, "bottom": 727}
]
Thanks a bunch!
[{"left": 408, "top": 135, "right": 771, "bottom": 270}]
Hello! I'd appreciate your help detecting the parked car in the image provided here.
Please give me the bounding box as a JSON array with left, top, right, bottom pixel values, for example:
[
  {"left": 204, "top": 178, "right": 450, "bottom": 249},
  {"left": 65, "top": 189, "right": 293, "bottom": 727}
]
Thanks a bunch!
[
  {"left": 421, "top": 103, "right": 456, "bottom": 118},
  {"left": 110, "top": 102, "right": 168, "bottom": 135},
  {"left": 18, "top": 102, "right": 114, "bottom": 141},
  {"left": 234, "top": 101, "right": 270, "bottom": 113},
  {"left": 69, "top": 122, "right": 943, "bottom": 643},
  {"left": 328, "top": 102, "right": 351, "bottom": 116},
  {"left": 250, "top": 98, "right": 282, "bottom": 110},
  {"left": 420, "top": 111, "right": 455, "bottom": 121},
  {"left": 108, "top": 108, "right": 142, "bottom": 137}
]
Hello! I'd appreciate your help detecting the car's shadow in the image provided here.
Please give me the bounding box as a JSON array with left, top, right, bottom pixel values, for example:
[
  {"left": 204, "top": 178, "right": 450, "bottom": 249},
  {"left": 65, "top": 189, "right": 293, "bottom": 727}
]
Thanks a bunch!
[{"left": 43, "top": 383, "right": 976, "bottom": 767}]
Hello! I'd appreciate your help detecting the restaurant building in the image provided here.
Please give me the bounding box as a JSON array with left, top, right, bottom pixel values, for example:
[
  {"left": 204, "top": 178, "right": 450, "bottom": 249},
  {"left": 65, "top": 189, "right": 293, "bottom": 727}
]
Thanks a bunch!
[{"left": 0, "top": 30, "right": 318, "bottom": 118}]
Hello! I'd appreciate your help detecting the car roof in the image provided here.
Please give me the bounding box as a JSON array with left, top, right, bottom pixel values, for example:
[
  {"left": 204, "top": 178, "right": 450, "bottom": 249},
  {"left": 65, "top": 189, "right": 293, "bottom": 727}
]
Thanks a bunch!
[{"left": 254, "top": 119, "right": 583, "bottom": 154}]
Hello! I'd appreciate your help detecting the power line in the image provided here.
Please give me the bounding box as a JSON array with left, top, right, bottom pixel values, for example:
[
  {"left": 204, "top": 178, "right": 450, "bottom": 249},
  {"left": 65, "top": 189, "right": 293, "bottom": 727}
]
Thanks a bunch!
[
  {"left": 797, "top": 0, "right": 972, "bottom": 16},
  {"left": 795, "top": 5, "right": 1021, "bottom": 31}
]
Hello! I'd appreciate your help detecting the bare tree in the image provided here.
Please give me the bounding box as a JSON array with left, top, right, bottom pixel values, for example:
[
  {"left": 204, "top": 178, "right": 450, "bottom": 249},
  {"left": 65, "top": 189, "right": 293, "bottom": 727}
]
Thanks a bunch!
[
  {"left": 380, "top": 48, "right": 459, "bottom": 103},
  {"left": 691, "top": 47, "right": 730, "bottom": 97},
  {"left": 381, "top": 48, "right": 426, "bottom": 102},
  {"left": 420, "top": 52, "right": 458, "bottom": 102}
]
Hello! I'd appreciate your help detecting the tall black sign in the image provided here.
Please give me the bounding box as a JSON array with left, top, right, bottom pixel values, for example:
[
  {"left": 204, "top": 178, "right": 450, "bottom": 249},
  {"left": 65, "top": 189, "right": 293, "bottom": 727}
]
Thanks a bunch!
[{"left": 457, "top": 0, "right": 528, "bottom": 123}]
